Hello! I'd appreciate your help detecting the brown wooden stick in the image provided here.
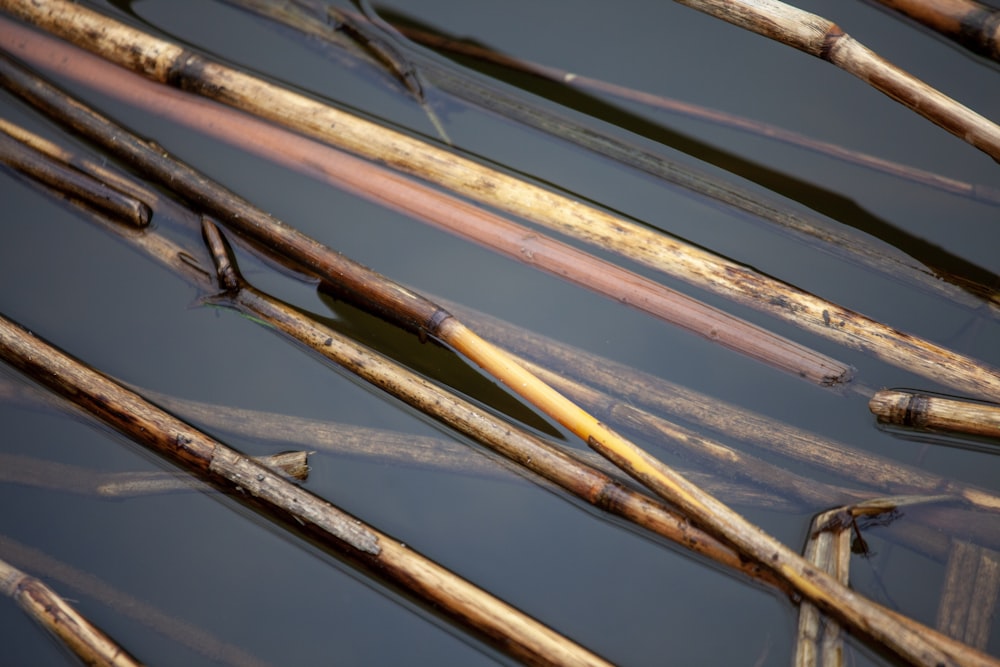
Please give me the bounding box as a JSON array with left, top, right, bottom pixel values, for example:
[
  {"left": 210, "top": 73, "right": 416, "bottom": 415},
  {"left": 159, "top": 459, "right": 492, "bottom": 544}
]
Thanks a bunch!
[
  {"left": 795, "top": 506, "right": 852, "bottom": 667},
  {"left": 673, "top": 0, "right": 1000, "bottom": 162},
  {"left": 0, "top": 313, "right": 612, "bottom": 667},
  {"left": 871, "top": 0, "right": 1000, "bottom": 63},
  {"left": 869, "top": 389, "right": 1000, "bottom": 442},
  {"left": 0, "top": 556, "right": 144, "bottom": 667},
  {"left": 7, "top": 2, "right": 998, "bottom": 402}
]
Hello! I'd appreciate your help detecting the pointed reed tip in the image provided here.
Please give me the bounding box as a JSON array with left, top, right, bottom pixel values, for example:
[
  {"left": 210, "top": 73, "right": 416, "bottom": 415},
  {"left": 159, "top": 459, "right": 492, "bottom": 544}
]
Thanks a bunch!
[{"left": 200, "top": 216, "right": 243, "bottom": 292}]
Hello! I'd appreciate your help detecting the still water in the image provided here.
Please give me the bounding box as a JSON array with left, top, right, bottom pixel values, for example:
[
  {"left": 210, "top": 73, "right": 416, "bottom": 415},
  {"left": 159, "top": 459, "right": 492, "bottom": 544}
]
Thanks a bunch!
[{"left": 2, "top": 0, "right": 1000, "bottom": 664}]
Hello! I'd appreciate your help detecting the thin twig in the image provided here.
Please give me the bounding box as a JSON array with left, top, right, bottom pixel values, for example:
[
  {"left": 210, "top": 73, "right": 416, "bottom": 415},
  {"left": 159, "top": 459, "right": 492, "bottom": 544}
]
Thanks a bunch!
[{"left": 7, "top": 1, "right": 998, "bottom": 402}]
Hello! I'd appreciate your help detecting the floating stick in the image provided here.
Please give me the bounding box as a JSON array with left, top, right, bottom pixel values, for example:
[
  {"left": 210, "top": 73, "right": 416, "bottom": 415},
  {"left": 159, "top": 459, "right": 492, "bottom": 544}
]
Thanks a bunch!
[
  {"left": 6, "top": 0, "right": 999, "bottom": 401},
  {"left": 0, "top": 555, "right": 143, "bottom": 667},
  {"left": 0, "top": 313, "right": 612, "bottom": 667},
  {"left": 869, "top": 389, "right": 1000, "bottom": 442},
  {"left": 673, "top": 0, "right": 1000, "bottom": 162},
  {"left": 2, "top": 8, "right": 997, "bottom": 661},
  {"left": 387, "top": 14, "right": 1000, "bottom": 205},
  {"left": 870, "top": 0, "right": 1000, "bottom": 63},
  {"left": 0, "top": 534, "right": 270, "bottom": 667},
  {"left": 0, "top": 128, "right": 150, "bottom": 226}
]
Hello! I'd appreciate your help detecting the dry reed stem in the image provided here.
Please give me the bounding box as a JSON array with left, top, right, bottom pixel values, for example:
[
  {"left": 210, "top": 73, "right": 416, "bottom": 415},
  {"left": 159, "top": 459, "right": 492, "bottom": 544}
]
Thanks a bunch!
[
  {"left": 795, "top": 507, "right": 851, "bottom": 667},
  {"left": 0, "top": 556, "right": 143, "bottom": 667},
  {"left": 445, "top": 298, "right": 1000, "bottom": 514},
  {"left": 0, "top": 25, "right": 853, "bottom": 387},
  {"left": 6, "top": 1, "right": 999, "bottom": 402},
  {"left": 0, "top": 129, "right": 150, "bottom": 226},
  {"left": 199, "top": 218, "right": 782, "bottom": 588},
  {"left": 2, "top": 8, "right": 997, "bottom": 663},
  {"left": 870, "top": 389, "right": 1000, "bottom": 442},
  {"left": 871, "top": 0, "right": 1000, "bottom": 62},
  {"left": 0, "top": 451, "right": 309, "bottom": 498},
  {"left": 389, "top": 15, "right": 1000, "bottom": 206},
  {"left": 0, "top": 314, "right": 612, "bottom": 667},
  {"left": 198, "top": 221, "right": 999, "bottom": 663},
  {"left": 674, "top": 0, "right": 1000, "bottom": 161},
  {"left": 227, "top": 0, "right": 1000, "bottom": 313},
  {"left": 936, "top": 540, "right": 1000, "bottom": 649},
  {"left": 0, "top": 533, "right": 273, "bottom": 667}
]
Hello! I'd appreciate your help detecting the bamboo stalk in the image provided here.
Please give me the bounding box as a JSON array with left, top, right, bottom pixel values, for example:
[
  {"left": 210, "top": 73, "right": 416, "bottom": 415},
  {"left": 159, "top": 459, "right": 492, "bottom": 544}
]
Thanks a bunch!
[
  {"left": 869, "top": 389, "right": 1000, "bottom": 442},
  {"left": 386, "top": 12, "right": 1000, "bottom": 206},
  {"left": 870, "top": 0, "right": 1000, "bottom": 63},
  {"left": 7, "top": 1, "right": 999, "bottom": 402},
  {"left": 225, "top": 0, "right": 1000, "bottom": 313},
  {"left": 673, "top": 0, "right": 1000, "bottom": 161},
  {"left": 0, "top": 129, "right": 150, "bottom": 226},
  {"left": 0, "top": 533, "right": 274, "bottom": 667},
  {"left": 0, "top": 313, "right": 612, "bottom": 667},
  {"left": 0, "top": 555, "right": 143, "bottom": 667}
]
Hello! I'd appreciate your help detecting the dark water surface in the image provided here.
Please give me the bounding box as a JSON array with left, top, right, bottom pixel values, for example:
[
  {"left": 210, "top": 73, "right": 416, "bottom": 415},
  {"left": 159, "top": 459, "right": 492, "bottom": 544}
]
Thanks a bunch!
[{"left": 2, "top": 1, "right": 1000, "bottom": 665}]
